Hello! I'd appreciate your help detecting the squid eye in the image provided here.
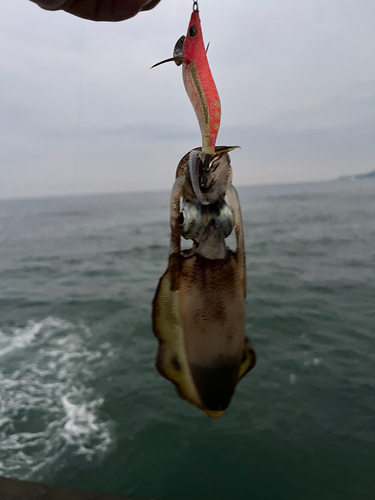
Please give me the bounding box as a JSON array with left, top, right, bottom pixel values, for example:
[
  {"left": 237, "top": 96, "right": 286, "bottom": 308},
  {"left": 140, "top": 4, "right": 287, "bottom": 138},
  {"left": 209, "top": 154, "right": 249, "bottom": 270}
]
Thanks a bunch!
[
  {"left": 215, "top": 201, "right": 234, "bottom": 238},
  {"left": 189, "top": 26, "right": 197, "bottom": 37},
  {"left": 180, "top": 201, "right": 203, "bottom": 240}
]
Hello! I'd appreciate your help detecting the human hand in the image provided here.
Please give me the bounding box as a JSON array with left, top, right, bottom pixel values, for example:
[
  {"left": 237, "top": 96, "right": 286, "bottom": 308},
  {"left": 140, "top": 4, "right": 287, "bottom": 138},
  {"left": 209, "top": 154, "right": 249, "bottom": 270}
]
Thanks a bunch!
[{"left": 31, "top": 0, "right": 162, "bottom": 22}]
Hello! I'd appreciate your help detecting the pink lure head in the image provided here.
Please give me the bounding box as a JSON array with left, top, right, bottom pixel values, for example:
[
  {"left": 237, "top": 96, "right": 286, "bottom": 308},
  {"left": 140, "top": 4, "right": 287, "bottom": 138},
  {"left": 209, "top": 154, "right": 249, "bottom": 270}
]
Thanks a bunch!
[{"left": 182, "top": 11, "right": 203, "bottom": 63}]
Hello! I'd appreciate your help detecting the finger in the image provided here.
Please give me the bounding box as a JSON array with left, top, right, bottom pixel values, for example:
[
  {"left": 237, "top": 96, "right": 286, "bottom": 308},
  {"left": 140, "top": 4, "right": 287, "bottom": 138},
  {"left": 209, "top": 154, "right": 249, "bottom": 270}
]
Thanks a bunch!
[
  {"left": 61, "top": 0, "right": 160, "bottom": 22},
  {"left": 140, "top": 0, "right": 162, "bottom": 11}
]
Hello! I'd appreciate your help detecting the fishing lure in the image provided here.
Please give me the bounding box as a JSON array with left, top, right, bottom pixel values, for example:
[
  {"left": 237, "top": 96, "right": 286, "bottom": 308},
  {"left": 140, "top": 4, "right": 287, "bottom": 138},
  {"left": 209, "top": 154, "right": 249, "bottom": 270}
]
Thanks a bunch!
[
  {"left": 152, "top": 1, "right": 221, "bottom": 204},
  {"left": 152, "top": 147, "right": 256, "bottom": 418}
]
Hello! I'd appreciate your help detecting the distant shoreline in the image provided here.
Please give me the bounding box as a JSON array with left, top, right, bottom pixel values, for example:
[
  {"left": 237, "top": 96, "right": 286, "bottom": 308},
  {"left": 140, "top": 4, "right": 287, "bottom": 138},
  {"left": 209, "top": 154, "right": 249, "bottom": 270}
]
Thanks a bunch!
[
  {"left": 336, "top": 170, "right": 375, "bottom": 181},
  {"left": 0, "top": 172, "right": 374, "bottom": 202}
]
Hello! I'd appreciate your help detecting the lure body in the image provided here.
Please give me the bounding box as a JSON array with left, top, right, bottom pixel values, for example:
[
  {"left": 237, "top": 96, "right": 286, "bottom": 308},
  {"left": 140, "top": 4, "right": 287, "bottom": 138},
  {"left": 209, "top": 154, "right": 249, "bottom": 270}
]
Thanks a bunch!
[
  {"left": 182, "top": 10, "right": 221, "bottom": 155},
  {"left": 152, "top": 148, "right": 256, "bottom": 418},
  {"left": 152, "top": 7, "right": 221, "bottom": 156}
]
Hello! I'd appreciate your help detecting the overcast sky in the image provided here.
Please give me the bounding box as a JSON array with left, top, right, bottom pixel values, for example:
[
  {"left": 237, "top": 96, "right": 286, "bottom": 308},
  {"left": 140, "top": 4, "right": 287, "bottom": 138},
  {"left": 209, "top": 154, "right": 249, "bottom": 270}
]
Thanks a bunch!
[{"left": 0, "top": 0, "right": 374, "bottom": 199}]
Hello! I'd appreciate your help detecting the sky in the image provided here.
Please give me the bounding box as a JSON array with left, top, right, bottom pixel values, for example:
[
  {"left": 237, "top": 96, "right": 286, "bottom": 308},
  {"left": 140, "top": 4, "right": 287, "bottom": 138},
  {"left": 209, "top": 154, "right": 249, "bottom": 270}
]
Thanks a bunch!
[{"left": 0, "top": 0, "right": 374, "bottom": 199}]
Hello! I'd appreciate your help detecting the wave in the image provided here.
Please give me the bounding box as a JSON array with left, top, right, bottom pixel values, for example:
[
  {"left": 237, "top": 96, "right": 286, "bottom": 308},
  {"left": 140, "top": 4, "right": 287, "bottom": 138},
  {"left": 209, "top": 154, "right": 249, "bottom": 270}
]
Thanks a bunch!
[{"left": 0, "top": 317, "right": 113, "bottom": 480}]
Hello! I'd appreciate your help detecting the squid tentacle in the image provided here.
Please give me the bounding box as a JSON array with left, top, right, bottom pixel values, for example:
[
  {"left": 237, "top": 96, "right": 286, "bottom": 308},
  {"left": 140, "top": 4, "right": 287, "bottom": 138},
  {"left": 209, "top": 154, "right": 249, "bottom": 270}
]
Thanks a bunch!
[
  {"left": 188, "top": 150, "right": 210, "bottom": 205},
  {"left": 226, "top": 182, "right": 246, "bottom": 296}
]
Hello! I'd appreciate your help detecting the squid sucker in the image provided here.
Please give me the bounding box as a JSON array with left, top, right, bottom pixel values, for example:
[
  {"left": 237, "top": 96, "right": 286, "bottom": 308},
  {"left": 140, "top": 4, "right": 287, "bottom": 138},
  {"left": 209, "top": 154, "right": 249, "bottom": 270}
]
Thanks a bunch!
[{"left": 152, "top": 148, "right": 256, "bottom": 418}]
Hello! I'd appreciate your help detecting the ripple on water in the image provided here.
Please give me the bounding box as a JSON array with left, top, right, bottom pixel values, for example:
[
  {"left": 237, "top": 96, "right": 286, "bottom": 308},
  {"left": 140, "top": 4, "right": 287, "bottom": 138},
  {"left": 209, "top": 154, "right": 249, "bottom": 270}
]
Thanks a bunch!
[{"left": 0, "top": 317, "right": 113, "bottom": 480}]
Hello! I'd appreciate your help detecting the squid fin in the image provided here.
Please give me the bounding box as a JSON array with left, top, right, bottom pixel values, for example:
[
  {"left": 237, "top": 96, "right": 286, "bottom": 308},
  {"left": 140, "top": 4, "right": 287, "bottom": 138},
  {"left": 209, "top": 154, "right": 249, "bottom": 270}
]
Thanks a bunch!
[
  {"left": 238, "top": 337, "right": 257, "bottom": 381},
  {"left": 152, "top": 268, "right": 203, "bottom": 411}
]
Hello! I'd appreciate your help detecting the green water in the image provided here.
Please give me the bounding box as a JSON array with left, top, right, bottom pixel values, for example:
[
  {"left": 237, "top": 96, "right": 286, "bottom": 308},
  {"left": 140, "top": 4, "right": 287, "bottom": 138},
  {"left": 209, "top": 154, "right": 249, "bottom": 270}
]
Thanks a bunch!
[{"left": 0, "top": 181, "right": 374, "bottom": 499}]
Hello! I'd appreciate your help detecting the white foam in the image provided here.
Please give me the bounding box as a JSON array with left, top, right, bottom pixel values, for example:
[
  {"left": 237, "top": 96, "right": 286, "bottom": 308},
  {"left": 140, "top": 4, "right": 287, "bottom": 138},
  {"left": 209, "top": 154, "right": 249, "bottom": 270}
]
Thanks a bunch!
[
  {"left": 0, "top": 317, "right": 113, "bottom": 479},
  {"left": 61, "top": 393, "right": 112, "bottom": 458},
  {"left": 303, "top": 351, "right": 322, "bottom": 367}
]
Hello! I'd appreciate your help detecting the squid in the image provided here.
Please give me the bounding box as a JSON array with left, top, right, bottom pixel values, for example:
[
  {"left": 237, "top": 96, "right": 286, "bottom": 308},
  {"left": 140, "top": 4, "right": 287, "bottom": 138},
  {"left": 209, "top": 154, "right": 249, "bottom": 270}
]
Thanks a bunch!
[
  {"left": 151, "top": 1, "right": 256, "bottom": 417},
  {"left": 152, "top": 147, "right": 256, "bottom": 418}
]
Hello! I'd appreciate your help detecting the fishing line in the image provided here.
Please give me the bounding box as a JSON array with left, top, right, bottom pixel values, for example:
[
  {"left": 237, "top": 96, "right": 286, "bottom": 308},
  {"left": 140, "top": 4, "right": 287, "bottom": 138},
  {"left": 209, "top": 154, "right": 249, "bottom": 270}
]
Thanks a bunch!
[{"left": 72, "top": 23, "right": 85, "bottom": 195}]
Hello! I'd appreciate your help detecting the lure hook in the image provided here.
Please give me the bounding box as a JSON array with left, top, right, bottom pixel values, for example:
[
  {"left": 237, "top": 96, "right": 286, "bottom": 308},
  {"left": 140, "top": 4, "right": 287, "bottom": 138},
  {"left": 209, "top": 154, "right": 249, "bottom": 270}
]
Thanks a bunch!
[{"left": 193, "top": 1, "right": 199, "bottom": 12}]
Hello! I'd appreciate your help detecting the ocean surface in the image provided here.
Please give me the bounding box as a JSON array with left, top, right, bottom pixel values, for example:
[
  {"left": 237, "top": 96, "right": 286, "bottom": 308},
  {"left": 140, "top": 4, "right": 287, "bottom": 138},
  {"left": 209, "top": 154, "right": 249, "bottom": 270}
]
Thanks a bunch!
[{"left": 0, "top": 180, "right": 374, "bottom": 500}]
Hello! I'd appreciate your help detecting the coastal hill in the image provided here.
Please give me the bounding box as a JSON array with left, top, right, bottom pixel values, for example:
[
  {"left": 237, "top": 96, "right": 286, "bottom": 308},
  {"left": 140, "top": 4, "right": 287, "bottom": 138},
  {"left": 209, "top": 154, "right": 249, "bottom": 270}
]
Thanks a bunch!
[{"left": 337, "top": 170, "right": 375, "bottom": 181}]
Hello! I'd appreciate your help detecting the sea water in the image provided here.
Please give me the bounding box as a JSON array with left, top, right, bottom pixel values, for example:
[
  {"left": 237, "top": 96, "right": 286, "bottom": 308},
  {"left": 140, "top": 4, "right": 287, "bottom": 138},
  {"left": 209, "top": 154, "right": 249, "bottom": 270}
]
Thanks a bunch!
[{"left": 0, "top": 180, "right": 374, "bottom": 500}]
